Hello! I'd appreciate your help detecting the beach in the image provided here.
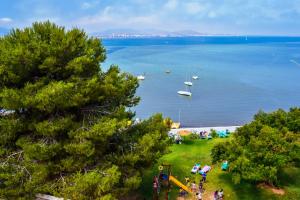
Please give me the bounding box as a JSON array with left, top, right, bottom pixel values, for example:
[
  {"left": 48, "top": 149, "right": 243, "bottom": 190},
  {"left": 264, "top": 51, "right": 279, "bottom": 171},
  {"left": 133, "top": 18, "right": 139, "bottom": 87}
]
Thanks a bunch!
[{"left": 169, "top": 125, "right": 241, "bottom": 135}]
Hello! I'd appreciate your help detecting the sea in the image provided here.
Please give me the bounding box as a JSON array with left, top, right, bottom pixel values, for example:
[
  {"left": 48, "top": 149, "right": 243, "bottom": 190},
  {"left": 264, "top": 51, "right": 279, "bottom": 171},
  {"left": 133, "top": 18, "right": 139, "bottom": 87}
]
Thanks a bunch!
[{"left": 102, "top": 36, "right": 300, "bottom": 127}]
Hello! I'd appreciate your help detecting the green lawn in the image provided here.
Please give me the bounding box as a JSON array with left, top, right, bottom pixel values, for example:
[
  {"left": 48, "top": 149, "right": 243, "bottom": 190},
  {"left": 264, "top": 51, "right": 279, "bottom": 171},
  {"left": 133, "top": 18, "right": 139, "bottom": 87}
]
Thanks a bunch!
[{"left": 139, "top": 136, "right": 300, "bottom": 200}]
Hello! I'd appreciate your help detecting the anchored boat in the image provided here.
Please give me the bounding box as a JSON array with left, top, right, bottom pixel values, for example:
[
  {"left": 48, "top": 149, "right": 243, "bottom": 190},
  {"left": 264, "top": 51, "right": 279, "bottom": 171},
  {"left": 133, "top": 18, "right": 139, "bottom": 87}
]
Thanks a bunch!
[
  {"left": 177, "top": 90, "right": 192, "bottom": 96},
  {"left": 184, "top": 81, "right": 193, "bottom": 86},
  {"left": 137, "top": 75, "right": 145, "bottom": 80}
]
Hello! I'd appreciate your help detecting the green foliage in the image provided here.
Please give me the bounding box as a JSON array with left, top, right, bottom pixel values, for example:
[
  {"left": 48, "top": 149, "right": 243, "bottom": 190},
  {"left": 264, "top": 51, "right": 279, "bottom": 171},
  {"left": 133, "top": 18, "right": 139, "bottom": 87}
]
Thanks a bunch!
[
  {"left": 163, "top": 117, "right": 173, "bottom": 129},
  {"left": 211, "top": 108, "right": 300, "bottom": 185},
  {"left": 189, "top": 131, "right": 199, "bottom": 140},
  {"left": 211, "top": 141, "right": 230, "bottom": 163},
  {"left": 210, "top": 129, "right": 218, "bottom": 138},
  {"left": 0, "top": 22, "right": 170, "bottom": 199}
]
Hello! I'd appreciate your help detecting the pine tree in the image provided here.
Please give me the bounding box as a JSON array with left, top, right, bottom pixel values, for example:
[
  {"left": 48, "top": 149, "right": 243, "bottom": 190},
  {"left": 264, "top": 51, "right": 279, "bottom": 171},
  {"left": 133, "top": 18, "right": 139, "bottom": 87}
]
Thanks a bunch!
[{"left": 0, "top": 21, "right": 170, "bottom": 199}]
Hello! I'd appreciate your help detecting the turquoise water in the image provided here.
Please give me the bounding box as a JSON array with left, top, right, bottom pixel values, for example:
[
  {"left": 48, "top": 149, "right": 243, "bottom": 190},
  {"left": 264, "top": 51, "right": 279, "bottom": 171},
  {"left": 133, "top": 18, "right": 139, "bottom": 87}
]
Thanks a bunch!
[{"left": 102, "top": 37, "right": 300, "bottom": 127}]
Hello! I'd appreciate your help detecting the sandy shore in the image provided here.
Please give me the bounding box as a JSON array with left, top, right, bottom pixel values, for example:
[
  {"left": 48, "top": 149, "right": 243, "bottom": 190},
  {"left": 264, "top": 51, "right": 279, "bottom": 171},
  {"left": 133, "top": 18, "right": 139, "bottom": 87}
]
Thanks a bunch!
[{"left": 169, "top": 126, "right": 241, "bottom": 134}]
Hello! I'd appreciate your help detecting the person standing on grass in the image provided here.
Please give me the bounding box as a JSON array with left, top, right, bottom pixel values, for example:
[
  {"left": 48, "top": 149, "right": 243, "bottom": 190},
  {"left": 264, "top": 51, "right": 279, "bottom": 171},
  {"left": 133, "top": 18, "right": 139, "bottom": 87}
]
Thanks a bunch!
[
  {"left": 199, "top": 180, "right": 204, "bottom": 193},
  {"left": 213, "top": 190, "right": 218, "bottom": 200},
  {"left": 218, "top": 189, "right": 224, "bottom": 199},
  {"left": 201, "top": 172, "right": 207, "bottom": 182},
  {"left": 191, "top": 181, "right": 197, "bottom": 192},
  {"left": 196, "top": 192, "right": 202, "bottom": 200}
]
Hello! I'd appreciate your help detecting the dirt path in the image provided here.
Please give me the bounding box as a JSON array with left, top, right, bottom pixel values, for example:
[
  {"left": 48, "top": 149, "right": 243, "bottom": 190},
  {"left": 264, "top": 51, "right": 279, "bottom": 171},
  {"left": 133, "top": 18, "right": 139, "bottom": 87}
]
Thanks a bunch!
[{"left": 257, "top": 183, "right": 285, "bottom": 195}]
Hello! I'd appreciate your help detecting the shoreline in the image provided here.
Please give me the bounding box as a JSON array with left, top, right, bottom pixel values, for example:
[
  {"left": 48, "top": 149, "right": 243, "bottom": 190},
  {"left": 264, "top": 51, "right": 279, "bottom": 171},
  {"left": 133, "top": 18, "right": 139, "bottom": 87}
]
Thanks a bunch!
[
  {"left": 100, "top": 35, "right": 300, "bottom": 39},
  {"left": 169, "top": 125, "right": 241, "bottom": 134}
]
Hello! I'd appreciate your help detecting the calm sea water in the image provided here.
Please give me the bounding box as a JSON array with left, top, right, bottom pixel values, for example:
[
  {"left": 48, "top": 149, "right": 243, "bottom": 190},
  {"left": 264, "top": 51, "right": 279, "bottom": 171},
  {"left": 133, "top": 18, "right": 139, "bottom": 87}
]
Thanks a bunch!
[{"left": 102, "top": 37, "right": 300, "bottom": 127}]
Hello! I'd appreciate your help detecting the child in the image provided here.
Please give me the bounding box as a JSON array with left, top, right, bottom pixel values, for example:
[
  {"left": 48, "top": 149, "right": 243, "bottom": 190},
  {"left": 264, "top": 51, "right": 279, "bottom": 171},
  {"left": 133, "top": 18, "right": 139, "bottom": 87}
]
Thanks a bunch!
[
  {"left": 213, "top": 190, "right": 218, "bottom": 200},
  {"left": 218, "top": 189, "right": 224, "bottom": 199},
  {"left": 179, "top": 188, "right": 184, "bottom": 197},
  {"left": 201, "top": 172, "right": 207, "bottom": 182},
  {"left": 199, "top": 181, "right": 204, "bottom": 193},
  {"left": 191, "top": 181, "right": 197, "bottom": 192},
  {"left": 196, "top": 192, "right": 202, "bottom": 200}
]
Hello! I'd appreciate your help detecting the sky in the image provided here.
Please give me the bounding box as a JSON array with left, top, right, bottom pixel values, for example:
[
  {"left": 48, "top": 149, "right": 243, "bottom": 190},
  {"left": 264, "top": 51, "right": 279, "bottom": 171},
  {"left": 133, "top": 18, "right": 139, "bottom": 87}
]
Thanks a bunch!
[{"left": 0, "top": 0, "right": 300, "bottom": 35}]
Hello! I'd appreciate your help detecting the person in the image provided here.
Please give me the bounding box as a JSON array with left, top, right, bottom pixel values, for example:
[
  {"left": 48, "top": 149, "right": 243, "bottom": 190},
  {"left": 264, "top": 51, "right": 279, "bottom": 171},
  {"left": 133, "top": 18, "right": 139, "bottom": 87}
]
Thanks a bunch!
[
  {"left": 153, "top": 180, "right": 158, "bottom": 199},
  {"left": 201, "top": 172, "right": 207, "bottom": 182},
  {"left": 199, "top": 181, "right": 204, "bottom": 193},
  {"left": 153, "top": 180, "right": 158, "bottom": 190},
  {"left": 175, "top": 134, "right": 180, "bottom": 144},
  {"left": 213, "top": 190, "right": 218, "bottom": 200},
  {"left": 153, "top": 176, "right": 158, "bottom": 191},
  {"left": 191, "top": 181, "right": 197, "bottom": 192},
  {"left": 196, "top": 192, "right": 202, "bottom": 200},
  {"left": 179, "top": 188, "right": 184, "bottom": 197},
  {"left": 218, "top": 189, "right": 224, "bottom": 199}
]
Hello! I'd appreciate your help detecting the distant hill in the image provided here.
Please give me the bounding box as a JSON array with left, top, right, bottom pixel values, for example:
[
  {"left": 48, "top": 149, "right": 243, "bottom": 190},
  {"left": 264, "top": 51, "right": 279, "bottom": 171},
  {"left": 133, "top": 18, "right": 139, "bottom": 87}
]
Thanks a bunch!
[{"left": 91, "top": 28, "right": 212, "bottom": 38}]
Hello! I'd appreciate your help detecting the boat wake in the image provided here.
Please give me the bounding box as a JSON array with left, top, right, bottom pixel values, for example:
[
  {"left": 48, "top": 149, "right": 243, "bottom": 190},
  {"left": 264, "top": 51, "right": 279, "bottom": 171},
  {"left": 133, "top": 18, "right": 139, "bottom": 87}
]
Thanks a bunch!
[{"left": 290, "top": 59, "right": 300, "bottom": 66}]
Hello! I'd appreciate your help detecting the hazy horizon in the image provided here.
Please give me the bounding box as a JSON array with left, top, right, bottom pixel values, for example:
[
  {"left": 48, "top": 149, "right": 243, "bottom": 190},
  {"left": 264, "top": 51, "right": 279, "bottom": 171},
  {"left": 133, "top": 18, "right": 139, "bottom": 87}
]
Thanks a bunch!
[{"left": 0, "top": 0, "right": 300, "bottom": 36}]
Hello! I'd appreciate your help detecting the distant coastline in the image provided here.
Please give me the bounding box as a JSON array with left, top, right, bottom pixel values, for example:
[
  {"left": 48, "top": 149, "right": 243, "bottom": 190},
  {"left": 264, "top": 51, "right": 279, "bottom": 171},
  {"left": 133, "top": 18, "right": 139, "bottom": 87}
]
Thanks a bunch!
[
  {"left": 97, "top": 34, "right": 300, "bottom": 39},
  {"left": 96, "top": 34, "right": 236, "bottom": 39}
]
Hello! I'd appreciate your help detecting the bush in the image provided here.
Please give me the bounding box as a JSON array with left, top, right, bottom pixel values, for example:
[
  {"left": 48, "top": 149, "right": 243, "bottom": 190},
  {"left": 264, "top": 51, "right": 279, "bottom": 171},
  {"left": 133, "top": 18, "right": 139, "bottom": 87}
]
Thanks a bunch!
[
  {"left": 210, "top": 129, "right": 218, "bottom": 138},
  {"left": 189, "top": 131, "right": 199, "bottom": 140},
  {"left": 211, "top": 142, "right": 229, "bottom": 163},
  {"left": 211, "top": 108, "right": 300, "bottom": 185}
]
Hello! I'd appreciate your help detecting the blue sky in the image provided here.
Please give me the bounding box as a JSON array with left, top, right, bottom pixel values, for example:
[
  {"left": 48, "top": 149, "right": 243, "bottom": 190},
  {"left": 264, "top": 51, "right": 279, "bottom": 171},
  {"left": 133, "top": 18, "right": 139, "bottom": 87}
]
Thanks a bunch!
[{"left": 0, "top": 0, "right": 300, "bottom": 35}]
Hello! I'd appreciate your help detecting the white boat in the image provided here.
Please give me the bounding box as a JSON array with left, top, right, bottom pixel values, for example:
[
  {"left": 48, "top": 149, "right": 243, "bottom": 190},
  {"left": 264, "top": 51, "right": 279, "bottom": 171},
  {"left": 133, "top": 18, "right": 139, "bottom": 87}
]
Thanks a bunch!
[
  {"left": 137, "top": 75, "right": 145, "bottom": 80},
  {"left": 192, "top": 76, "right": 199, "bottom": 80},
  {"left": 165, "top": 70, "right": 171, "bottom": 73},
  {"left": 177, "top": 91, "right": 192, "bottom": 96},
  {"left": 184, "top": 81, "right": 193, "bottom": 86}
]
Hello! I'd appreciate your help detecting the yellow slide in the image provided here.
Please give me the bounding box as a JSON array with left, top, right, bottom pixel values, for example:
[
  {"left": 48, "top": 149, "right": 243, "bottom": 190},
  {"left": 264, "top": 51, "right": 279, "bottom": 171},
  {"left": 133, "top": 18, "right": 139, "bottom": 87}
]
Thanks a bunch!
[{"left": 169, "top": 175, "right": 193, "bottom": 194}]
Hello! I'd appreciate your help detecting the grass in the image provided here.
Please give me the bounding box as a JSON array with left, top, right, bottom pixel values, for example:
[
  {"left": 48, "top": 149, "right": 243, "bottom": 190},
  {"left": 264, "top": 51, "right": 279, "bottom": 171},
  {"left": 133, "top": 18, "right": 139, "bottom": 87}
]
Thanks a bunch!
[{"left": 139, "top": 136, "right": 300, "bottom": 200}]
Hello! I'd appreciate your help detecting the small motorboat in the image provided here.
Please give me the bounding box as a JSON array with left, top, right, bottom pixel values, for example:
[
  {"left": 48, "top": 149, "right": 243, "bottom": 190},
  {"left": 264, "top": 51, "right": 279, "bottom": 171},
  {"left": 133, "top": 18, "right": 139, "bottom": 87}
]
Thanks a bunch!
[
  {"left": 184, "top": 81, "right": 193, "bottom": 86},
  {"left": 192, "top": 76, "right": 199, "bottom": 80},
  {"left": 137, "top": 75, "right": 145, "bottom": 80},
  {"left": 177, "top": 91, "right": 192, "bottom": 96},
  {"left": 165, "top": 70, "right": 171, "bottom": 73}
]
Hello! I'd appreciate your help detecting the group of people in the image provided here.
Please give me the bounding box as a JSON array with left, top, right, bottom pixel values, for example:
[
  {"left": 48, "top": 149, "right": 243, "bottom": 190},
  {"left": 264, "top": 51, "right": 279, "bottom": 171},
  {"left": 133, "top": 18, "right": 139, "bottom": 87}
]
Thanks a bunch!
[
  {"left": 178, "top": 176, "right": 207, "bottom": 199},
  {"left": 199, "top": 130, "right": 208, "bottom": 138},
  {"left": 178, "top": 175, "right": 224, "bottom": 200},
  {"left": 214, "top": 189, "right": 224, "bottom": 200}
]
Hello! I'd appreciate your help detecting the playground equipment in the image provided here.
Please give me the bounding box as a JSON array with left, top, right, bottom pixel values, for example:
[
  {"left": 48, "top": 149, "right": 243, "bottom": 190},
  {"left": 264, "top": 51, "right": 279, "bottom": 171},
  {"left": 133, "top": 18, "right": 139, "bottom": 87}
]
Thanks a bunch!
[
  {"left": 169, "top": 175, "right": 192, "bottom": 193},
  {"left": 153, "top": 164, "right": 192, "bottom": 200}
]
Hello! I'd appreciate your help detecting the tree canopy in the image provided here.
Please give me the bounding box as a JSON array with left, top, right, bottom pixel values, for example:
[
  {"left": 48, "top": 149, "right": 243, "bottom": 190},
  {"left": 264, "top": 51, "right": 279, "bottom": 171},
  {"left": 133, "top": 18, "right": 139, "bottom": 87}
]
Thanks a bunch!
[
  {"left": 211, "top": 108, "right": 300, "bottom": 185},
  {"left": 0, "top": 22, "right": 170, "bottom": 199}
]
